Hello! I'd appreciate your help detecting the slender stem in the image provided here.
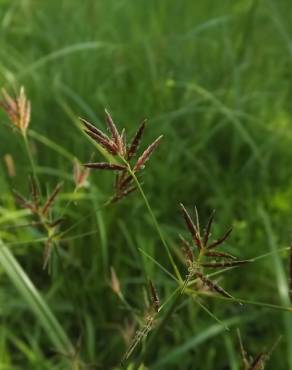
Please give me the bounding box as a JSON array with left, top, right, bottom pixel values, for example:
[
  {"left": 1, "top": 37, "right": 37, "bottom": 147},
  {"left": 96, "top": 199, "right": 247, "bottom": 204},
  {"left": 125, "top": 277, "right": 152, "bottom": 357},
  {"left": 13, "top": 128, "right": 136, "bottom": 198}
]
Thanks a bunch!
[
  {"left": 23, "top": 133, "right": 41, "bottom": 192},
  {"left": 121, "top": 159, "right": 182, "bottom": 282},
  {"left": 194, "top": 290, "right": 292, "bottom": 313}
]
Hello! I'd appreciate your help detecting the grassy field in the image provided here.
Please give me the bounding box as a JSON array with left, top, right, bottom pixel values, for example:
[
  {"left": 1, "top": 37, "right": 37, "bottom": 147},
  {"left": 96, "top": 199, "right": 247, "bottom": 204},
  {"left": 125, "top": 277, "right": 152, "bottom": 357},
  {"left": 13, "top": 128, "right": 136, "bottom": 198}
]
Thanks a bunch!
[{"left": 1, "top": 0, "right": 292, "bottom": 369}]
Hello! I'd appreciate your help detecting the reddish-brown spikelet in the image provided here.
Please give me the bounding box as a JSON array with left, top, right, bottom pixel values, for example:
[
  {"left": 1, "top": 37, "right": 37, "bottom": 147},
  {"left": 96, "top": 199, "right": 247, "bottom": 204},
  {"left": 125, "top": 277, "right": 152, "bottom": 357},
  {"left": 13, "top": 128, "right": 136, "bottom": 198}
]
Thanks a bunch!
[
  {"left": 42, "top": 182, "right": 63, "bottom": 216},
  {"left": 180, "top": 203, "right": 201, "bottom": 250},
  {"left": 110, "top": 185, "right": 137, "bottom": 203},
  {"left": 127, "top": 119, "right": 147, "bottom": 160},
  {"left": 105, "top": 109, "right": 124, "bottom": 154},
  {"left": 84, "top": 162, "right": 126, "bottom": 171},
  {"left": 80, "top": 117, "right": 119, "bottom": 154},
  {"left": 203, "top": 210, "right": 215, "bottom": 246},
  {"left": 13, "top": 190, "right": 34, "bottom": 212},
  {"left": 250, "top": 337, "right": 281, "bottom": 370},
  {"left": 118, "top": 174, "right": 133, "bottom": 191},
  {"left": 207, "top": 226, "right": 233, "bottom": 249},
  {"left": 250, "top": 352, "right": 267, "bottom": 370},
  {"left": 29, "top": 175, "right": 39, "bottom": 209},
  {"left": 80, "top": 117, "right": 110, "bottom": 142},
  {"left": 133, "top": 135, "right": 163, "bottom": 173},
  {"left": 196, "top": 272, "right": 232, "bottom": 298},
  {"left": 84, "top": 129, "right": 118, "bottom": 154},
  {"left": 179, "top": 234, "right": 194, "bottom": 265},
  {"left": 205, "top": 251, "right": 236, "bottom": 260},
  {"left": 149, "top": 280, "right": 160, "bottom": 313},
  {"left": 236, "top": 331, "right": 280, "bottom": 370}
]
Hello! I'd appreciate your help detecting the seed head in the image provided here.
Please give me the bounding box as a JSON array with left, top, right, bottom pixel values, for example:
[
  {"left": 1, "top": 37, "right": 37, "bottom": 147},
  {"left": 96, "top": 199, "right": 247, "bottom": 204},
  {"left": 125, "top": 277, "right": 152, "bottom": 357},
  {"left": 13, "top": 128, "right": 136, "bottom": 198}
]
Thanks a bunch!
[
  {"left": 80, "top": 111, "right": 163, "bottom": 203},
  {"left": 0, "top": 87, "right": 31, "bottom": 136},
  {"left": 73, "top": 158, "right": 90, "bottom": 189}
]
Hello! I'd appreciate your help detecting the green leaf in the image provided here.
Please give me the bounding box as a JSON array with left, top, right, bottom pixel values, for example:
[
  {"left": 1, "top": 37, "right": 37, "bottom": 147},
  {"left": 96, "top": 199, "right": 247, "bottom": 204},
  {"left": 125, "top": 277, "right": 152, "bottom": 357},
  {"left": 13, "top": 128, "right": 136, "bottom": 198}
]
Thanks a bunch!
[{"left": 0, "top": 239, "right": 74, "bottom": 355}]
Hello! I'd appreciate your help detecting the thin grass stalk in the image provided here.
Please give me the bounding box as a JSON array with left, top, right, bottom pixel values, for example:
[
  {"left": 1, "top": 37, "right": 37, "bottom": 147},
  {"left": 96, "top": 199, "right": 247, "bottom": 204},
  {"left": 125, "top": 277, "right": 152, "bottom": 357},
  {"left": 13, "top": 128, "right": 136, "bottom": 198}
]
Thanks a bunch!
[
  {"left": 121, "top": 158, "right": 182, "bottom": 282},
  {"left": 53, "top": 241, "right": 84, "bottom": 331},
  {"left": 194, "top": 290, "right": 292, "bottom": 313},
  {"left": 23, "top": 134, "right": 41, "bottom": 193}
]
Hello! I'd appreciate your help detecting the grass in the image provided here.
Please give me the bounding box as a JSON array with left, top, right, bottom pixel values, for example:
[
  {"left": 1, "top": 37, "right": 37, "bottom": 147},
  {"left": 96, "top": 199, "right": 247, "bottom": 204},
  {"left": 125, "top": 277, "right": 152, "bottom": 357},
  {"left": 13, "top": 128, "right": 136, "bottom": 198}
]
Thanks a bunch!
[{"left": 0, "top": 0, "right": 292, "bottom": 368}]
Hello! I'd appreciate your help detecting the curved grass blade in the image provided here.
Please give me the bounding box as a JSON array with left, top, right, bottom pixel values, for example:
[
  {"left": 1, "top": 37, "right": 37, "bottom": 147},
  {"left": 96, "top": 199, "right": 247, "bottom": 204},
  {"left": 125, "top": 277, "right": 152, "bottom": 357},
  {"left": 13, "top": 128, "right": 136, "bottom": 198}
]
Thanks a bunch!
[{"left": 0, "top": 239, "right": 74, "bottom": 355}]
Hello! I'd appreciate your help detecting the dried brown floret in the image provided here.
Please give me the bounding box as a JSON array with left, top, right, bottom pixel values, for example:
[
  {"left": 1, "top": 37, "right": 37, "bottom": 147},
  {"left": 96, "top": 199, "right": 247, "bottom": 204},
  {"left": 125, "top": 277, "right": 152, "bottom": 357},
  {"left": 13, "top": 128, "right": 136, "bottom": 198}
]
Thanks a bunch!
[
  {"left": 42, "top": 182, "right": 63, "bottom": 216},
  {"left": 84, "top": 162, "right": 126, "bottom": 171},
  {"left": 0, "top": 87, "right": 31, "bottom": 135}
]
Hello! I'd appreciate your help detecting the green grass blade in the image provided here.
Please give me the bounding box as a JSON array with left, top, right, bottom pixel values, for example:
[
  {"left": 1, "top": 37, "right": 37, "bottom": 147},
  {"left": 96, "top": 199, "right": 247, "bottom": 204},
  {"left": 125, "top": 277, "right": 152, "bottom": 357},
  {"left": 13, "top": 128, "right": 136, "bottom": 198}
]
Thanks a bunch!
[
  {"left": 0, "top": 239, "right": 74, "bottom": 355},
  {"left": 151, "top": 315, "right": 251, "bottom": 369},
  {"left": 18, "top": 41, "right": 117, "bottom": 77},
  {"left": 259, "top": 206, "right": 292, "bottom": 370}
]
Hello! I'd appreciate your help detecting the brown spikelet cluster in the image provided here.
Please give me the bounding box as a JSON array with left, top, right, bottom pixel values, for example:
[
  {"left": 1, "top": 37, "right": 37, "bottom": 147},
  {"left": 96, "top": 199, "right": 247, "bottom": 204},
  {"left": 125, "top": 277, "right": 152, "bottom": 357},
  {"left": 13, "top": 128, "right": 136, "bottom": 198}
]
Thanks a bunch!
[
  {"left": 179, "top": 203, "right": 250, "bottom": 298},
  {"left": 121, "top": 280, "right": 160, "bottom": 364},
  {"left": 73, "top": 158, "right": 90, "bottom": 190},
  {"left": 13, "top": 178, "right": 63, "bottom": 269},
  {"left": 80, "top": 110, "right": 163, "bottom": 202},
  {"left": 0, "top": 87, "right": 31, "bottom": 136},
  {"left": 237, "top": 329, "right": 281, "bottom": 370}
]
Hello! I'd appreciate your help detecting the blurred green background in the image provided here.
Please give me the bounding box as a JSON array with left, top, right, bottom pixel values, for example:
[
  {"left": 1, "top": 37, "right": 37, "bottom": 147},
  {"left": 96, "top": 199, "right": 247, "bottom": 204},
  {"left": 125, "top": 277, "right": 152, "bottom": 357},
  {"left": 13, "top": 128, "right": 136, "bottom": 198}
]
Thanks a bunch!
[{"left": 1, "top": 0, "right": 292, "bottom": 369}]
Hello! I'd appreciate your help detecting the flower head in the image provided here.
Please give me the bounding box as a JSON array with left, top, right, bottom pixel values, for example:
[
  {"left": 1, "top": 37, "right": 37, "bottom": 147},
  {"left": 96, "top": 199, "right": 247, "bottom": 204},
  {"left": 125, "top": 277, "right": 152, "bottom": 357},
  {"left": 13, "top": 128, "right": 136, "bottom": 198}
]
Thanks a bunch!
[
  {"left": 0, "top": 86, "right": 31, "bottom": 136},
  {"left": 80, "top": 110, "right": 163, "bottom": 202}
]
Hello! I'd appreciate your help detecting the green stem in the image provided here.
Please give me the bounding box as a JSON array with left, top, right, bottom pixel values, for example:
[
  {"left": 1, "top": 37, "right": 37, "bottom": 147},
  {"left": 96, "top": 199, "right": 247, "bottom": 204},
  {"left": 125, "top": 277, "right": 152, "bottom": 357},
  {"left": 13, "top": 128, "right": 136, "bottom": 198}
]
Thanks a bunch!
[
  {"left": 23, "top": 133, "right": 41, "bottom": 192},
  {"left": 124, "top": 162, "right": 182, "bottom": 282},
  {"left": 194, "top": 291, "right": 292, "bottom": 313}
]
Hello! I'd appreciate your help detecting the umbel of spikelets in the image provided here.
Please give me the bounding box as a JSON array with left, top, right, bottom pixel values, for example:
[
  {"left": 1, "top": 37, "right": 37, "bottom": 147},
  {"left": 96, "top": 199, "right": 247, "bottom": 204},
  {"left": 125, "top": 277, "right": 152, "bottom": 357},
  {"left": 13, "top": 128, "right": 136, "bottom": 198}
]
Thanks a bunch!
[
  {"left": 80, "top": 110, "right": 163, "bottom": 203},
  {"left": 179, "top": 204, "right": 250, "bottom": 299},
  {"left": 13, "top": 177, "right": 63, "bottom": 269}
]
